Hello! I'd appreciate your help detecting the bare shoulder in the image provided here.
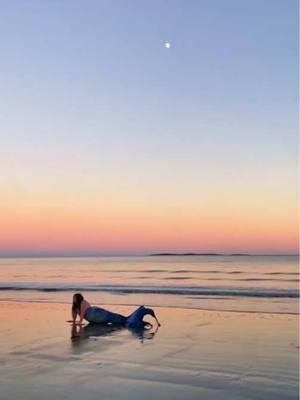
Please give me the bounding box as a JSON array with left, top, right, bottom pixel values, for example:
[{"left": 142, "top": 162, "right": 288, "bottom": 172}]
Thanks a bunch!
[{"left": 82, "top": 299, "right": 91, "bottom": 309}]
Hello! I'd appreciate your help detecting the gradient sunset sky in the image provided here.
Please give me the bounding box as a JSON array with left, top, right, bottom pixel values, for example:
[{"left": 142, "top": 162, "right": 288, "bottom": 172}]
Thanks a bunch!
[{"left": 0, "top": 0, "right": 298, "bottom": 256}]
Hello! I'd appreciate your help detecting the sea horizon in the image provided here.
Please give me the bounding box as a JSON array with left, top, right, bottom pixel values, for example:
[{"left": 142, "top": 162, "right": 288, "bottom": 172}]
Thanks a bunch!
[{"left": 0, "top": 252, "right": 298, "bottom": 258}]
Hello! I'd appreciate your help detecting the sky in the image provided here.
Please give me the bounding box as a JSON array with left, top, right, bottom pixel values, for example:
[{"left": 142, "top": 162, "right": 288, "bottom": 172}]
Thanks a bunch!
[{"left": 0, "top": 0, "right": 298, "bottom": 256}]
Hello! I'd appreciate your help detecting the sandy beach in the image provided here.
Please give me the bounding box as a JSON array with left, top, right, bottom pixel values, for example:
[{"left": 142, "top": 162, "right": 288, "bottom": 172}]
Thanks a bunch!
[{"left": 0, "top": 301, "right": 298, "bottom": 400}]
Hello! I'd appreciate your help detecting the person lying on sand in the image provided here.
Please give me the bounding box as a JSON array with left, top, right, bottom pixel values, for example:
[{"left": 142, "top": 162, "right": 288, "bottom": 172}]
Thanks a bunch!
[{"left": 71, "top": 293, "right": 161, "bottom": 328}]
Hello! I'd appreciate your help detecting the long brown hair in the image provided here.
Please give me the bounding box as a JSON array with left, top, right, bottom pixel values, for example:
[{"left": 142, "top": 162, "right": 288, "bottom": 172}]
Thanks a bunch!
[{"left": 72, "top": 293, "right": 84, "bottom": 316}]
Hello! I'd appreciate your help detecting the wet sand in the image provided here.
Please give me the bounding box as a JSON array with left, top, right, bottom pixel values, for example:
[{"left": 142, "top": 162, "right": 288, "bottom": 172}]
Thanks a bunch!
[{"left": 0, "top": 301, "right": 298, "bottom": 400}]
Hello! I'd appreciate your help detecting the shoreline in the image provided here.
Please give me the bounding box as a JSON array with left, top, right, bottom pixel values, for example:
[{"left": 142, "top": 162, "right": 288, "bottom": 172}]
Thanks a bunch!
[{"left": 0, "top": 298, "right": 299, "bottom": 316}]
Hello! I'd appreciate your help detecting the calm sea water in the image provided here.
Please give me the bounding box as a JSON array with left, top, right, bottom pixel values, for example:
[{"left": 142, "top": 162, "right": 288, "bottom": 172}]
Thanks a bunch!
[{"left": 0, "top": 255, "right": 298, "bottom": 314}]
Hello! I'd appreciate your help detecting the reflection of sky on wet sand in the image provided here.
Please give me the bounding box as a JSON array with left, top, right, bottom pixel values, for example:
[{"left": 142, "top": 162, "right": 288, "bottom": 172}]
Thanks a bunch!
[
  {"left": 0, "top": 301, "right": 298, "bottom": 400},
  {"left": 71, "top": 321, "right": 159, "bottom": 351}
]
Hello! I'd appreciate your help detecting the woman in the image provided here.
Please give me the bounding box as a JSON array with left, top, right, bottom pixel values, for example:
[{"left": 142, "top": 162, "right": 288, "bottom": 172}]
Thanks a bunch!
[{"left": 72, "top": 293, "right": 160, "bottom": 328}]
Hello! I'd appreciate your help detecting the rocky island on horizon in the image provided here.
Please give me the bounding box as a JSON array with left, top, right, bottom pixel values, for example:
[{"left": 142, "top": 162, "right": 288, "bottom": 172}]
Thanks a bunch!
[{"left": 148, "top": 252, "right": 251, "bottom": 256}]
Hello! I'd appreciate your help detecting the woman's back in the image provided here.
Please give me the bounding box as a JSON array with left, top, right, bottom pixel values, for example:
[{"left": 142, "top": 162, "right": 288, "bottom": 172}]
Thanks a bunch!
[{"left": 80, "top": 299, "right": 91, "bottom": 319}]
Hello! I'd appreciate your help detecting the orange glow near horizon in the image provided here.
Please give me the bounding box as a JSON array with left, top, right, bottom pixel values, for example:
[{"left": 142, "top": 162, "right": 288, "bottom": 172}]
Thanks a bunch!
[{"left": 1, "top": 187, "right": 298, "bottom": 255}]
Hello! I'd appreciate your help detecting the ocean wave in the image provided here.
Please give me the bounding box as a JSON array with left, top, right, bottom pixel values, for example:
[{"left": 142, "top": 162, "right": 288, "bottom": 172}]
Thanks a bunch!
[
  {"left": 0, "top": 283, "right": 298, "bottom": 298},
  {"left": 58, "top": 269, "right": 297, "bottom": 275}
]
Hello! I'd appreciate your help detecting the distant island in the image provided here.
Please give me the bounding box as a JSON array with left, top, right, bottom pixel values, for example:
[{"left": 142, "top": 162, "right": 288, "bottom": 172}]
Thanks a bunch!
[{"left": 148, "top": 253, "right": 251, "bottom": 256}]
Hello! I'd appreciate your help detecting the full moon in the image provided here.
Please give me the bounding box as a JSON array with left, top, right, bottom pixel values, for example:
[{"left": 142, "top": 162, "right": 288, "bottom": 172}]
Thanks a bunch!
[{"left": 165, "top": 42, "right": 171, "bottom": 49}]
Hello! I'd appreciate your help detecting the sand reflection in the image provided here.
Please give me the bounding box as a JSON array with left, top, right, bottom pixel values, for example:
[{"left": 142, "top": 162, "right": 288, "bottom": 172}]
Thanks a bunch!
[{"left": 71, "top": 322, "right": 159, "bottom": 348}]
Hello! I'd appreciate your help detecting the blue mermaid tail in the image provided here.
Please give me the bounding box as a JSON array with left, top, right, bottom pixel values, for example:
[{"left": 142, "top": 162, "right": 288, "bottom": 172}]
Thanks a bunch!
[{"left": 84, "top": 305, "right": 159, "bottom": 328}]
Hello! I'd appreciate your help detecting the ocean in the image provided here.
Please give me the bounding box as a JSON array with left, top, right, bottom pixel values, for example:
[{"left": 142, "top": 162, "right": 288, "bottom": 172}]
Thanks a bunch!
[{"left": 0, "top": 255, "right": 298, "bottom": 315}]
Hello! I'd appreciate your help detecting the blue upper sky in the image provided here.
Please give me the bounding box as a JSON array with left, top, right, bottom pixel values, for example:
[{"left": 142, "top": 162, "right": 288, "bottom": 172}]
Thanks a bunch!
[{"left": 1, "top": 1, "right": 297, "bottom": 161}]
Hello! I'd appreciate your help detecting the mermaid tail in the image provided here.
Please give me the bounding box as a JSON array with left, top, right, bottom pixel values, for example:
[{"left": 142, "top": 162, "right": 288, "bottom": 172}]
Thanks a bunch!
[
  {"left": 85, "top": 306, "right": 127, "bottom": 324},
  {"left": 84, "top": 305, "right": 159, "bottom": 328},
  {"left": 126, "top": 305, "right": 157, "bottom": 328}
]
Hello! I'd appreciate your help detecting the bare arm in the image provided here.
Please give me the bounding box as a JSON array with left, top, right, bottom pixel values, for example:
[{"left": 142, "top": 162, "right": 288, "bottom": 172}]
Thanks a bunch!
[{"left": 79, "top": 307, "right": 85, "bottom": 325}]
